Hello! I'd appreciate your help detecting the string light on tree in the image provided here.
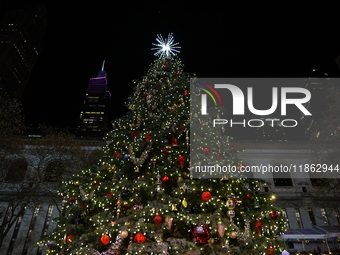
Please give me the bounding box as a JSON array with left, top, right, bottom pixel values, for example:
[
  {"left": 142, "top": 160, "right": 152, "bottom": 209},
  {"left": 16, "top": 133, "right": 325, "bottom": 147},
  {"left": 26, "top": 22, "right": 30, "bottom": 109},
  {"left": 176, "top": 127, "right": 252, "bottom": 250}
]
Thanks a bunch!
[{"left": 39, "top": 34, "right": 288, "bottom": 255}]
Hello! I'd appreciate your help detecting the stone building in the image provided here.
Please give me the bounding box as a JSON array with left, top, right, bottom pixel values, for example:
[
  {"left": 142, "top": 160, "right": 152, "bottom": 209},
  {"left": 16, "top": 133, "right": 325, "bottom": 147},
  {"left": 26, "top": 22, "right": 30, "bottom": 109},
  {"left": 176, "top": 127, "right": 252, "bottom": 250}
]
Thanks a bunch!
[
  {"left": 0, "top": 137, "right": 104, "bottom": 255},
  {"left": 238, "top": 140, "right": 340, "bottom": 254}
]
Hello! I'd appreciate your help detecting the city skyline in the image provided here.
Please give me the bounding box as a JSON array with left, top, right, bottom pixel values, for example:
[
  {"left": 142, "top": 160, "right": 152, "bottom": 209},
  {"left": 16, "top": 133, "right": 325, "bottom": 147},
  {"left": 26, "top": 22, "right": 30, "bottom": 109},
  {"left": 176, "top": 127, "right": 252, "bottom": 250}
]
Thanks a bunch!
[{"left": 1, "top": 1, "right": 340, "bottom": 130}]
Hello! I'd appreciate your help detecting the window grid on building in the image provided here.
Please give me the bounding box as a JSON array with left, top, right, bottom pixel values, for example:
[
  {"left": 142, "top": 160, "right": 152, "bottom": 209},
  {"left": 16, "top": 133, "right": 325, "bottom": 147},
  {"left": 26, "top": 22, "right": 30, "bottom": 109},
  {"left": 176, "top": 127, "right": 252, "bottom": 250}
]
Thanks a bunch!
[
  {"left": 22, "top": 204, "right": 40, "bottom": 255},
  {"left": 321, "top": 208, "right": 329, "bottom": 225},
  {"left": 308, "top": 208, "right": 316, "bottom": 226},
  {"left": 281, "top": 208, "right": 290, "bottom": 229},
  {"left": 42, "top": 204, "right": 54, "bottom": 236},
  {"left": 6, "top": 204, "right": 27, "bottom": 255},
  {"left": 295, "top": 208, "right": 303, "bottom": 229},
  {"left": 335, "top": 208, "right": 340, "bottom": 225}
]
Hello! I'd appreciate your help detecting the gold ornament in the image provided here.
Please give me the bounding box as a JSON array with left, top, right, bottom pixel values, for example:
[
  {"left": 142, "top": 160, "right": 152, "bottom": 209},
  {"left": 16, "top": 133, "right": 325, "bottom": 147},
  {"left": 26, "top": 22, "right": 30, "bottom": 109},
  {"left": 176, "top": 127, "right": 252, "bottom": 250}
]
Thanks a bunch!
[
  {"left": 221, "top": 177, "right": 229, "bottom": 183},
  {"left": 168, "top": 104, "right": 179, "bottom": 111},
  {"left": 73, "top": 181, "right": 80, "bottom": 185},
  {"left": 227, "top": 209, "right": 235, "bottom": 219},
  {"left": 171, "top": 204, "right": 178, "bottom": 211},
  {"left": 134, "top": 166, "right": 139, "bottom": 172},
  {"left": 156, "top": 185, "right": 163, "bottom": 193},
  {"left": 120, "top": 230, "right": 128, "bottom": 238},
  {"left": 182, "top": 198, "right": 188, "bottom": 208},
  {"left": 208, "top": 238, "right": 214, "bottom": 244},
  {"left": 151, "top": 157, "right": 157, "bottom": 167},
  {"left": 230, "top": 231, "right": 237, "bottom": 239},
  {"left": 226, "top": 197, "right": 235, "bottom": 209},
  {"left": 181, "top": 184, "right": 188, "bottom": 192},
  {"left": 109, "top": 165, "right": 117, "bottom": 171}
]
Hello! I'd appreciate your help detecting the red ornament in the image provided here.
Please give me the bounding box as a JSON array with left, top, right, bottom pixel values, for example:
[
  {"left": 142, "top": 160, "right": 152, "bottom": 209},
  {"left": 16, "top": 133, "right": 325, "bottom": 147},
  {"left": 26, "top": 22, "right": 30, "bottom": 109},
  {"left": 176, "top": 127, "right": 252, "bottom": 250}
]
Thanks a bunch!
[
  {"left": 216, "top": 153, "right": 224, "bottom": 160},
  {"left": 113, "top": 152, "right": 120, "bottom": 157},
  {"left": 202, "top": 147, "right": 211, "bottom": 155},
  {"left": 183, "top": 90, "right": 189, "bottom": 95},
  {"left": 106, "top": 192, "right": 113, "bottom": 197},
  {"left": 145, "top": 133, "right": 152, "bottom": 142},
  {"left": 201, "top": 191, "right": 212, "bottom": 201},
  {"left": 267, "top": 247, "right": 275, "bottom": 255},
  {"left": 245, "top": 194, "right": 252, "bottom": 199},
  {"left": 162, "top": 147, "right": 169, "bottom": 154},
  {"left": 171, "top": 137, "right": 179, "bottom": 147},
  {"left": 178, "top": 155, "right": 186, "bottom": 169},
  {"left": 100, "top": 234, "right": 110, "bottom": 245},
  {"left": 66, "top": 234, "right": 75, "bottom": 244},
  {"left": 255, "top": 219, "right": 262, "bottom": 235},
  {"left": 134, "top": 233, "right": 146, "bottom": 243},
  {"left": 121, "top": 201, "right": 129, "bottom": 208},
  {"left": 161, "top": 176, "right": 170, "bottom": 182},
  {"left": 193, "top": 225, "right": 210, "bottom": 244},
  {"left": 269, "top": 211, "right": 279, "bottom": 220},
  {"left": 153, "top": 213, "right": 162, "bottom": 225},
  {"left": 69, "top": 196, "right": 76, "bottom": 203},
  {"left": 131, "top": 131, "right": 139, "bottom": 138}
]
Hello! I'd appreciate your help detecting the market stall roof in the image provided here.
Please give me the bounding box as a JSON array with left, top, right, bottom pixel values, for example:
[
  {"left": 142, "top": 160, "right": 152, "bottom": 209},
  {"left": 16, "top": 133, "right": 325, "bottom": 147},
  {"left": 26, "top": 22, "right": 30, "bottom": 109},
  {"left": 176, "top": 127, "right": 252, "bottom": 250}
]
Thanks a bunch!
[{"left": 281, "top": 226, "right": 340, "bottom": 240}]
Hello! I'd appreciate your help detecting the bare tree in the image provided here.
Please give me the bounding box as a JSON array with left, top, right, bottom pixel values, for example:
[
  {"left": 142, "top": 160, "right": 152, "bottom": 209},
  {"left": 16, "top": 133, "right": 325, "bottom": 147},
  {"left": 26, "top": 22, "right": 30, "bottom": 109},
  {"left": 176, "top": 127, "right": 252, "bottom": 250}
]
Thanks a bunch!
[
  {"left": 0, "top": 93, "right": 25, "bottom": 174},
  {"left": 0, "top": 116, "right": 103, "bottom": 250}
]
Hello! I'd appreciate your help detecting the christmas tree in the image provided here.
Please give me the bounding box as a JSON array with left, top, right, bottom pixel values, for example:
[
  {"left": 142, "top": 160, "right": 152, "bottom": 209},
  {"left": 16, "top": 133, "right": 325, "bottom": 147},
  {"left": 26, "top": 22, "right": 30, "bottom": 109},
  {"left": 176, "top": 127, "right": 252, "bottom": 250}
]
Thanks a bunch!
[{"left": 41, "top": 34, "right": 288, "bottom": 255}]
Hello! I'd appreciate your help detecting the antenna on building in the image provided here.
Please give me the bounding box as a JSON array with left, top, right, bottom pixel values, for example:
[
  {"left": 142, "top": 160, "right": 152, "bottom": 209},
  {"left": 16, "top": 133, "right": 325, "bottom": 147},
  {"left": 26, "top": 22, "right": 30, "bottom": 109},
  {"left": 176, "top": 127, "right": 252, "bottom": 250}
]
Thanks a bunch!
[{"left": 101, "top": 60, "right": 105, "bottom": 71}]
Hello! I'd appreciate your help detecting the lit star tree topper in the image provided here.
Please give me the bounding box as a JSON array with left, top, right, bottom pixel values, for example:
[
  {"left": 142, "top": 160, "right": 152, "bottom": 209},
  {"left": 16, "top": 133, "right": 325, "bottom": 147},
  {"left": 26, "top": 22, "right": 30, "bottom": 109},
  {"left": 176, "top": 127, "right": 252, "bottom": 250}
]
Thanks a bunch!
[{"left": 151, "top": 33, "right": 181, "bottom": 58}]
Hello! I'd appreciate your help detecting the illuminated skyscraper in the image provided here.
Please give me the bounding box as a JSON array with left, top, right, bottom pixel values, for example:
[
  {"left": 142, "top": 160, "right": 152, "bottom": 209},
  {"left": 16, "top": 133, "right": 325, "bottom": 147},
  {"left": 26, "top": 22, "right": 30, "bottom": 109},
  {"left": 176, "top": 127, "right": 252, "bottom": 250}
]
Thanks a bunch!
[
  {"left": 76, "top": 62, "right": 112, "bottom": 137},
  {"left": 0, "top": 3, "right": 47, "bottom": 99},
  {"left": 300, "top": 69, "right": 330, "bottom": 137}
]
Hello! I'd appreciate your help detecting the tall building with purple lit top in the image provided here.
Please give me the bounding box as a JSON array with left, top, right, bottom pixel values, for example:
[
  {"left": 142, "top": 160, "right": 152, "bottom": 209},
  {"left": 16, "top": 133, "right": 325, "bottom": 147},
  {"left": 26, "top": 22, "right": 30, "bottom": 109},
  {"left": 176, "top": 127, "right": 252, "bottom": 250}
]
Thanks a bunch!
[{"left": 76, "top": 61, "right": 112, "bottom": 137}]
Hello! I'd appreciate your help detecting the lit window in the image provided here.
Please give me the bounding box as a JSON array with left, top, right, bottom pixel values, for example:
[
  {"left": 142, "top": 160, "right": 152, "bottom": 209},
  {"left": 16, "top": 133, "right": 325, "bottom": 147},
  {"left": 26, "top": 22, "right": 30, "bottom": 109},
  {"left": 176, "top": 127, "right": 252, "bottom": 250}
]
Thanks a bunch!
[
  {"left": 335, "top": 208, "right": 340, "bottom": 225},
  {"left": 320, "top": 208, "right": 329, "bottom": 225},
  {"left": 281, "top": 209, "right": 290, "bottom": 228},
  {"left": 295, "top": 208, "right": 303, "bottom": 228}
]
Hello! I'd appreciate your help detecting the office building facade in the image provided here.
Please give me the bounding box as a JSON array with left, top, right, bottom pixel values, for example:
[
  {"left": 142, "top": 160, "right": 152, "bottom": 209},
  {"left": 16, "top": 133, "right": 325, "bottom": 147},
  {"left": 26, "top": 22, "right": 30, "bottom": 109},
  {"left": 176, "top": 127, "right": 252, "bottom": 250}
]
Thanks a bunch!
[{"left": 0, "top": 3, "right": 47, "bottom": 99}]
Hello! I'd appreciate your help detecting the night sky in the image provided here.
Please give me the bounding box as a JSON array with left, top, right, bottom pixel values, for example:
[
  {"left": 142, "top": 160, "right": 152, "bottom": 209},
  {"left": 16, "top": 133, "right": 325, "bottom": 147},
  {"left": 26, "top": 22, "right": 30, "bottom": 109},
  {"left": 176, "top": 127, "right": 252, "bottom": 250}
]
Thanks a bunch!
[{"left": 2, "top": 1, "right": 340, "bottom": 130}]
